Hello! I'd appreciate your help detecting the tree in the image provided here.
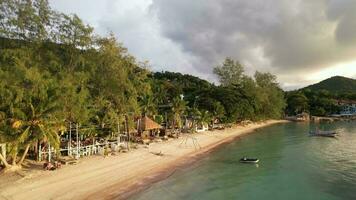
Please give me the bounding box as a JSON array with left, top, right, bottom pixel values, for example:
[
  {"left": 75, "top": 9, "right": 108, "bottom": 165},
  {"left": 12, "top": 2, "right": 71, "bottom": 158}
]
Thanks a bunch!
[
  {"left": 171, "top": 97, "right": 187, "bottom": 130},
  {"left": 0, "top": 65, "right": 63, "bottom": 170},
  {"left": 199, "top": 110, "right": 212, "bottom": 127},
  {"left": 286, "top": 92, "right": 309, "bottom": 115},
  {"left": 212, "top": 101, "right": 225, "bottom": 122},
  {"left": 296, "top": 89, "right": 343, "bottom": 116},
  {"left": 254, "top": 71, "right": 286, "bottom": 119},
  {"left": 188, "top": 106, "right": 201, "bottom": 132},
  {"left": 139, "top": 95, "right": 157, "bottom": 117},
  {"left": 213, "top": 86, "right": 242, "bottom": 122},
  {"left": 89, "top": 36, "right": 149, "bottom": 121},
  {"left": 0, "top": 1, "right": 152, "bottom": 170},
  {"left": 213, "top": 57, "right": 244, "bottom": 87},
  {"left": 58, "top": 72, "right": 92, "bottom": 124}
]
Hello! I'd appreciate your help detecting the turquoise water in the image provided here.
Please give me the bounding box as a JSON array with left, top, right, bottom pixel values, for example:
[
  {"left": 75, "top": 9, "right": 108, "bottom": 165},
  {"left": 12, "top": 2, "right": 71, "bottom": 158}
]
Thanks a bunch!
[{"left": 130, "top": 122, "right": 356, "bottom": 200}]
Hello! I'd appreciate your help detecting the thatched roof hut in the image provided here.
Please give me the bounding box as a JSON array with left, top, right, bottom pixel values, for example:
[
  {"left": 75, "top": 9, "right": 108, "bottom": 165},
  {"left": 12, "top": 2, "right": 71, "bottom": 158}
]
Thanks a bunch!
[{"left": 138, "top": 116, "right": 162, "bottom": 132}]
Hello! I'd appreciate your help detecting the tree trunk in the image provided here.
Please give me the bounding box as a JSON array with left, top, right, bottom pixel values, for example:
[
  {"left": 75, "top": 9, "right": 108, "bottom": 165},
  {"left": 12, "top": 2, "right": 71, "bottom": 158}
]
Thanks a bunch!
[
  {"left": 35, "top": 140, "right": 39, "bottom": 161},
  {"left": 0, "top": 153, "right": 10, "bottom": 168},
  {"left": 12, "top": 153, "right": 17, "bottom": 165},
  {"left": 17, "top": 144, "right": 30, "bottom": 166}
]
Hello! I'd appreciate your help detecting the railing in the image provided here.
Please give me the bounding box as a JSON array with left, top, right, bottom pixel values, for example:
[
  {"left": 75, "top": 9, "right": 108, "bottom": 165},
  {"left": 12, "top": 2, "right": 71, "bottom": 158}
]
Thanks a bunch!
[{"left": 38, "top": 140, "right": 127, "bottom": 162}]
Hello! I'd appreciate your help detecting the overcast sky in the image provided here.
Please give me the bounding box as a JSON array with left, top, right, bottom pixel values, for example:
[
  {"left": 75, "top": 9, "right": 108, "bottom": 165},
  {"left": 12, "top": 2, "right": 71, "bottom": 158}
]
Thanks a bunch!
[{"left": 50, "top": 0, "right": 356, "bottom": 90}]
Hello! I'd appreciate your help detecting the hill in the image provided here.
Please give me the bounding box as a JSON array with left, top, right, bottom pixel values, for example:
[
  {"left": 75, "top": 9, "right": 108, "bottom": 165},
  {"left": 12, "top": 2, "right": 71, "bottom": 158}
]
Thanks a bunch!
[{"left": 303, "top": 76, "right": 356, "bottom": 94}]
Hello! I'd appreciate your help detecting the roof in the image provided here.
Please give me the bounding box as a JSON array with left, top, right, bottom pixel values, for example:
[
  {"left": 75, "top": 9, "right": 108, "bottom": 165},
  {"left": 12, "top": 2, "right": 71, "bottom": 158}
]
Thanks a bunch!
[
  {"left": 334, "top": 99, "right": 356, "bottom": 105},
  {"left": 139, "top": 116, "right": 162, "bottom": 131}
]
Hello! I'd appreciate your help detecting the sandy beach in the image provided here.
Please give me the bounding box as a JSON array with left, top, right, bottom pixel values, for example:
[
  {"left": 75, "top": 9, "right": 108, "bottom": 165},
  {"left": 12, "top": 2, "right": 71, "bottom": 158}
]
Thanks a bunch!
[{"left": 0, "top": 120, "right": 288, "bottom": 200}]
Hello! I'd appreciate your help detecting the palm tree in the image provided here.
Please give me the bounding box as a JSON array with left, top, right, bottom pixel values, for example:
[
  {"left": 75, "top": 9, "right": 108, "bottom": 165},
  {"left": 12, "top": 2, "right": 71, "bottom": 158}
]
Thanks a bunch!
[
  {"left": 140, "top": 95, "right": 156, "bottom": 117},
  {"left": 171, "top": 97, "right": 187, "bottom": 130},
  {"left": 1, "top": 95, "right": 62, "bottom": 170},
  {"left": 152, "top": 83, "right": 166, "bottom": 105},
  {"left": 199, "top": 110, "right": 212, "bottom": 127},
  {"left": 189, "top": 106, "right": 201, "bottom": 133},
  {"left": 212, "top": 101, "right": 225, "bottom": 126}
]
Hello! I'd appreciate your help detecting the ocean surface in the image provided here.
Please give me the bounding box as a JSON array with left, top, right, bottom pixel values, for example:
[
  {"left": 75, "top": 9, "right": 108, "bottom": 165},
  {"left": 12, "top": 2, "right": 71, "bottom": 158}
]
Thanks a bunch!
[{"left": 130, "top": 121, "right": 356, "bottom": 200}]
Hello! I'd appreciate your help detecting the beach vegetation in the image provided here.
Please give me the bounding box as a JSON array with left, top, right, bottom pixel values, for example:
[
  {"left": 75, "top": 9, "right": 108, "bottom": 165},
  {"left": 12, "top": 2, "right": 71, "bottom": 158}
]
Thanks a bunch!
[{"left": 0, "top": 0, "right": 287, "bottom": 170}]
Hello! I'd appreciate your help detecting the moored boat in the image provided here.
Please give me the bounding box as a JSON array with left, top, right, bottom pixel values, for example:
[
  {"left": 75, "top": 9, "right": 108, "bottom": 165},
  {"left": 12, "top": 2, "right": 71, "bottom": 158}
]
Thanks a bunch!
[
  {"left": 309, "top": 130, "right": 337, "bottom": 137},
  {"left": 240, "top": 157, "right": 259, "bottom": 163}
]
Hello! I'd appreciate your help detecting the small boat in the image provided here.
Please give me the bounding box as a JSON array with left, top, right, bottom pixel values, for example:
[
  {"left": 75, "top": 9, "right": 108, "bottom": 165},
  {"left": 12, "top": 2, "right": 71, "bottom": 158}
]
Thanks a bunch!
[
  {"left": 309, "top": 129, "right": 337, "bottom": 137},
  {"left": 240, "top": 157, "right": 259, "bottom": 163}
]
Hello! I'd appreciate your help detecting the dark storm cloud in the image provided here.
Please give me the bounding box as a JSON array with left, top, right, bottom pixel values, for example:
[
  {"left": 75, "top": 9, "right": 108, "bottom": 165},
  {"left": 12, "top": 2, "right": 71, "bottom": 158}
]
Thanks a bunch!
[
  {"left": 327, "top": 0, "right": 356, "bottom": 45},
  {"left": 151, "top": 0, "right": 356, "bottom": 75},
  {"left": 50, "top": 0, "right": 202, "bottom": 76},
  {"left": 50, "top": 0, "right": 356, "bottom": 89}
]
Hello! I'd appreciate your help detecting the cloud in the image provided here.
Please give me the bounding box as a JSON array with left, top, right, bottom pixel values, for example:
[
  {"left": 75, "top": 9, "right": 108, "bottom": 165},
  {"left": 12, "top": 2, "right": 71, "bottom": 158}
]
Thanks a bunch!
[
  {"left": 50, "top": 0, "right": 356, "bottom": 89},
  {"left": 49, "top": 0, "right": 201, "bottom": 77},
  {"left": 151, "top": 0, "right": 356, "bottom": 86},
  {"left": 327, "top": 0, "right": 356, "bottom": 45}
]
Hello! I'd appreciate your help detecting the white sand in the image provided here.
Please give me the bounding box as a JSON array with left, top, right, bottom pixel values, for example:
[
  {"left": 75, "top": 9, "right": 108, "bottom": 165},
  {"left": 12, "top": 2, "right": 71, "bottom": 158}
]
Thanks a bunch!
[{"left": 0, "top": 120, "right": 288, "bottom": 200}]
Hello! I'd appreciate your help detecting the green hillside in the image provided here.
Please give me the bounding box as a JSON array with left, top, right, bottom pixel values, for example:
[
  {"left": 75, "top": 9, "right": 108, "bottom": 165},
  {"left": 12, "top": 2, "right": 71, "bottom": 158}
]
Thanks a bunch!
[{"left": 303, "top": 76, "right": 356, "bottom": 94}]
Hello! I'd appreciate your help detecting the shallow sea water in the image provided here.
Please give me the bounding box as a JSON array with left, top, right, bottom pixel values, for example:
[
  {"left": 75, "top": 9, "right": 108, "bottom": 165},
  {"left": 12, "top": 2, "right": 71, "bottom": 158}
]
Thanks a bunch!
[{"left": 130, "top": 121, "right": 356, "bottom": 200}]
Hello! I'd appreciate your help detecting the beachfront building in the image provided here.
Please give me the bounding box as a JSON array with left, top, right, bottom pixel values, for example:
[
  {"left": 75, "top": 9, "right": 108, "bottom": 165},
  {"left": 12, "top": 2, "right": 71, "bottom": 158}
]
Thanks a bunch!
[
  {"left": 137, "top": 116, "right": 162, "bottom": 138},
  {"left": 285, "top": 112, "right": 310, "bottom": 122},
  {"left": 296, "top": 112, "right": 310, "bottom": 121},
  {"left": 336, "top": 100, "right": 356, "bottom": 116}
]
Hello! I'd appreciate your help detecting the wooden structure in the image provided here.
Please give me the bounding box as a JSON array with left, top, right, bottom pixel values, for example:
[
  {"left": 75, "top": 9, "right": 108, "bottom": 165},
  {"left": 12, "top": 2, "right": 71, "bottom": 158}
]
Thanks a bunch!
[
  {"left": 286, "top": 112, "right": 310, "bottom": 122},
  {"left": 137, "top": 116, "right": 162, "bottom": 138},
  {"left": 38, "top": 122, "right": 131, "bottom": 161},
  {"left": 296, "top": 112, "right": 310, "bottom": 121}
]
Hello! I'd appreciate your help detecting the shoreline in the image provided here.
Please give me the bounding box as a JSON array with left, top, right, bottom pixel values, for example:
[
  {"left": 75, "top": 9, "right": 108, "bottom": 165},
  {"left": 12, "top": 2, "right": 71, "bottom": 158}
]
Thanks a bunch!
[
  {"left": 112, "top": 120, "right": 289, "bottom": 200},
  {"left": 109, "top": 120, "right": 288, "bottom": 200},
  {"left": 0, "top": 120, "right": 288, "bottom": 200}
]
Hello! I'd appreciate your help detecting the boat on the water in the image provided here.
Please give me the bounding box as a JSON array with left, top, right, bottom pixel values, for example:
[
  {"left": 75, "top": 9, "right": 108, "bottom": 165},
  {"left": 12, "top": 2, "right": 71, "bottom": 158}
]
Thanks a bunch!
[
  {"left": 309, "top": 129, "right": 337, "bottom": 137},
  {"left": 240, "top": 157, "right": 259, "bottom": 163}
]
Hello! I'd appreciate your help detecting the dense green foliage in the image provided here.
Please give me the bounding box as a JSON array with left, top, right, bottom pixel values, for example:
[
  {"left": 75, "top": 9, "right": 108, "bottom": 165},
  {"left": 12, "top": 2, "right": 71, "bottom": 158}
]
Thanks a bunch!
[
  {"left": 285, "top": 76, "right": 356, "bottom": 116},
  {"left": 213, "top": 58, "right": 244, "bottom": 87},
  {"left": 304, "top": 76, "right": 356, "bottom": 94},
  {"left": 152, "top": 58, "right": 286, "bottom": 123},
  {"left": 285, "top": 90, "right": 340, "bottom": 116},
  {"left": 0, "top": 0, "right": 149, "bottom": 167},
  {"left": 0, "top": 1, "right": 286, "bottom": 168}
]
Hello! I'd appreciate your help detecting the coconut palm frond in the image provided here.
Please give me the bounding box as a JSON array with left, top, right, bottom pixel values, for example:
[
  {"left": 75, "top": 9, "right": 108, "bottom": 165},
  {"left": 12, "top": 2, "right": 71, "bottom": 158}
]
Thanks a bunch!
[
  {"left": 38, "top": 124, "right": 60, "bottom": 150},
  {"left": 11, "top": 107, "right": 27, "bottom": 120},
  {"left": 18, "top": 126, "right": 31, "bottom": 143},
  {"left": 29, "top": 102, "right": 36, "bottom": 118},
  {"left": 41, "top": 104, "right": 61, "bottom": 117}
]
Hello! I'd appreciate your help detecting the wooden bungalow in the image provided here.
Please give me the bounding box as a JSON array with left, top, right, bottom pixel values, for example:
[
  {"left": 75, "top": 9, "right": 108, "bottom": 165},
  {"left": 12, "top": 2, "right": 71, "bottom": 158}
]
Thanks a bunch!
[{"left": 137, "top": 116, "right": 162, "bottom": 139}]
